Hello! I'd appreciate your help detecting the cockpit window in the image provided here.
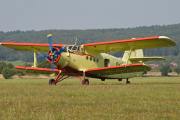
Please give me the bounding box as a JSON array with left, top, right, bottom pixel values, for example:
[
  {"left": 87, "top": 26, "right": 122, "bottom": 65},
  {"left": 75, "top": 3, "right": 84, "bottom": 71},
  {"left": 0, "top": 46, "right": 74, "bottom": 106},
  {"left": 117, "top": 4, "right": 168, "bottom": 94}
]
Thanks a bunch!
[
  {"left": 68, "top": 46, "right": 73, "bottom": 50},
  {"left": 66, "top": 45, "right": 80, "bottom": 52},
  {"left": 72, "top": 46, "right": 77, "bottom": 50}
]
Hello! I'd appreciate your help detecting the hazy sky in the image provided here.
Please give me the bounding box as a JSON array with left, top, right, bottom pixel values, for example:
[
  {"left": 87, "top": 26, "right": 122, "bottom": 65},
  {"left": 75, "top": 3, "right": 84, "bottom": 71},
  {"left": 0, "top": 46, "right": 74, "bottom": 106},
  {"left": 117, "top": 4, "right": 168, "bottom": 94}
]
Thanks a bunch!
[{"left": 0, "top": 0, "right": 179, "bottom": 31}]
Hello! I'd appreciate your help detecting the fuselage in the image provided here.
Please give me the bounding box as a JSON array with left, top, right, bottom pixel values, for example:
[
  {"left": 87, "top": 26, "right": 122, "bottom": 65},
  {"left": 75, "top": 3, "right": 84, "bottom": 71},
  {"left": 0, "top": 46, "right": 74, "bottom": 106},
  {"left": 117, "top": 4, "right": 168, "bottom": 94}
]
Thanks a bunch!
[
  {"left": 56, "top": 51, "right": 145, "bottom": 79},
  {"left": 59, "top": 52, "right": 123, "bottom": 71}
]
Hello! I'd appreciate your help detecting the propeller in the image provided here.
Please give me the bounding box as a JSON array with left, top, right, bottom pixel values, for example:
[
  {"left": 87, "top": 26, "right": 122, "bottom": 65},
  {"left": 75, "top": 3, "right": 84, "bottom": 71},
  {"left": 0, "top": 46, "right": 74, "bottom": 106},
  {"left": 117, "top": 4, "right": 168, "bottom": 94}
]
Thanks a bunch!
[
  {"left": 46, "top": 34, "right": 65, "bottom": 65},
  {"left": 47, "top": 34, "right": 53, "bottom": 52}
]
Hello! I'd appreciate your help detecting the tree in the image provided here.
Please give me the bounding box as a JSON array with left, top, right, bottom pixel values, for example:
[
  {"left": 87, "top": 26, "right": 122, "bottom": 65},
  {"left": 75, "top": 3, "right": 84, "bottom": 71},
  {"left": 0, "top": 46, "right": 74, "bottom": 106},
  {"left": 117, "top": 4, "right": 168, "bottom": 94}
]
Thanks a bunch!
[
  {"left": 0, "top": 61, "right": 7, "bottom": 73},
  {"left": 160, "top": 64, "right": 172, "bottom": 76},
  {"left": 38, "top": 61, "right": 51, "bottom": 68},
  {"left": 175, "top": 66, "right": 180, "bottom": 75},
  {"left": 1, "top": 63, "right": 17, "bottom": 79},
  {"left": 2, "top": 67, "right": 16, "bottom": 79}
]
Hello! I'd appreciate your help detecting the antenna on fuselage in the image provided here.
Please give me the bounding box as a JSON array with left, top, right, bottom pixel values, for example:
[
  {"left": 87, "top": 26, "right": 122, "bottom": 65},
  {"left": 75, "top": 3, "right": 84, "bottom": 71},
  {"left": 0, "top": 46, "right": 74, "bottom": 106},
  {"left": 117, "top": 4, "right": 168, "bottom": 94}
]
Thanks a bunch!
[
  {"left": 74, "top": 36, "right": 78, "bottom": 45},
  {"left": 73, "top": 36, "right": 82, "bottom": 45}
]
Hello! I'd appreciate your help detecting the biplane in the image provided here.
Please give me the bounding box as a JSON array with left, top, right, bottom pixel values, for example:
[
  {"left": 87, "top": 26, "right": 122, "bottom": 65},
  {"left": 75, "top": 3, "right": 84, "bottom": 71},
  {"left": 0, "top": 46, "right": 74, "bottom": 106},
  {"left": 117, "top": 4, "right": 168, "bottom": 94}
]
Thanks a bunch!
[{"left": 0, "top": 34, "right": 176, "bottom": 85}]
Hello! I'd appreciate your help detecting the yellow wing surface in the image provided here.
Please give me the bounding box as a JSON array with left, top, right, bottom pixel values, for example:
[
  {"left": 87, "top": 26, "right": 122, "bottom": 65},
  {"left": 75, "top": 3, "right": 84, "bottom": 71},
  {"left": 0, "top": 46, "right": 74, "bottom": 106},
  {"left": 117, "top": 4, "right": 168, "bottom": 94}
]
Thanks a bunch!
[
  {"left": 16, "top": 66, "right": 59, "bottom": 73},
  {"left": 0, "top": 36, "right": 176, "bottom": 54},
  {"left": 0, "top": 42, "right": 64, "bottom": 52},
  {"left": 86, "top": 63, "right": 150, "bottom": 78},
  {"left": 82, "top": 36, "right": 176, "bottom": 55}
]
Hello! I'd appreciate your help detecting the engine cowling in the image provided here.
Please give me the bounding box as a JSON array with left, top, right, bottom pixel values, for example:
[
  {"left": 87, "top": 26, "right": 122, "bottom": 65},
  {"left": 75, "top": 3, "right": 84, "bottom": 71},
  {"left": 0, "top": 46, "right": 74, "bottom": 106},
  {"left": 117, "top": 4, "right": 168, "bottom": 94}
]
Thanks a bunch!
[{"left": 47, "top": 47, "right": 62, "bottom": 64}]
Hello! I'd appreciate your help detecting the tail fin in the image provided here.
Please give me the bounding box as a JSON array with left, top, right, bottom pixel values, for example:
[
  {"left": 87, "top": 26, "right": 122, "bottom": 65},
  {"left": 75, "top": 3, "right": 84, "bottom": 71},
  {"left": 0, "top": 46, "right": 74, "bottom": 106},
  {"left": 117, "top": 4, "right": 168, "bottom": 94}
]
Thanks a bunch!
[
  {"left": 122, "top": 49, "right": 164, "bottom": 63},
  {"left": 122, "top": 49, "right": 143, "bottom": 63}
]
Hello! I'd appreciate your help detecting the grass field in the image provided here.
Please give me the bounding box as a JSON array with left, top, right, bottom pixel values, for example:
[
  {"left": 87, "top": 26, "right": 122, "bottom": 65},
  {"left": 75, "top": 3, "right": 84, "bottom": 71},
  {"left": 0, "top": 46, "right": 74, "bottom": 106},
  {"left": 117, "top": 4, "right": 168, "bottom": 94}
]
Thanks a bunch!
[{"left": 0, "top": 77, "right": 180, "bottom": 120}]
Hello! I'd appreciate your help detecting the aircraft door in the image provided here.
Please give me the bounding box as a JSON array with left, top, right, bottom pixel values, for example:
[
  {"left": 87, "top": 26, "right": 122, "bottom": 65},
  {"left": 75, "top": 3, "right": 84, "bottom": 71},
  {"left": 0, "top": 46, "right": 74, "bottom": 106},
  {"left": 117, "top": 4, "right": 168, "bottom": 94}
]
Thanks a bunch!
[{"left": 104, "top": 59, "right": 110, "bottom": 67}]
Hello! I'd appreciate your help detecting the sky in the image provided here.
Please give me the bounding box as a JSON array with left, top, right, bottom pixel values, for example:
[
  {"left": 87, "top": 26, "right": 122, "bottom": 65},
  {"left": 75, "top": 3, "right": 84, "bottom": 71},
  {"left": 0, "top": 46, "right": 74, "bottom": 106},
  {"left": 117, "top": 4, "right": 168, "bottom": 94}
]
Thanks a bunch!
[{"left": 0, "top": 0, "right": 180, "bottom": 31}]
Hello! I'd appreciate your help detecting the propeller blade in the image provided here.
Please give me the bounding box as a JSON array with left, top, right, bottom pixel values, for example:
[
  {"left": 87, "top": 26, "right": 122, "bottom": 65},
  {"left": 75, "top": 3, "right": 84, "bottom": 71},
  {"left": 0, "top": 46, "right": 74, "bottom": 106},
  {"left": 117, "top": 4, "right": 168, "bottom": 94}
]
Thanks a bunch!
[
  {"left": 57, "top": 47, "right": 65, "bottom": 55},
  {"left": 46, "top": 34, "right": 65, "bottom": 69},
  {"left": 47, "top": 34, "right": 53, "bottom": 51}
]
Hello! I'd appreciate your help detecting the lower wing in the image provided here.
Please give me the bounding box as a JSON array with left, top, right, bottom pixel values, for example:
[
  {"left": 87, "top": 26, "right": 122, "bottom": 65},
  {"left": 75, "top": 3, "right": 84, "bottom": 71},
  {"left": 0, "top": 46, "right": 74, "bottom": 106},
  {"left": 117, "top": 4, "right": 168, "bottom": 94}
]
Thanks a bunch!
[
  {"left": 16, "top": 66, "right": 59, "bottom": 73},
  {"left": 85, "top": 64, "right": 151, "bottom": 77}
]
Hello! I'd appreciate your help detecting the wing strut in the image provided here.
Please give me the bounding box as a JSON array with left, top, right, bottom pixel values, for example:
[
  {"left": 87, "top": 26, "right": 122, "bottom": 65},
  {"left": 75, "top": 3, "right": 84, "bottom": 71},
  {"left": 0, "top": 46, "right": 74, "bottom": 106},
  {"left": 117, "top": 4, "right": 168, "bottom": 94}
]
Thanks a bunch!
[
  {"left": 49, "top": 70, "right": 70, "bottom": 85},
  {"left": 33, "top": 49, "right": 38, "bottom": 67},
  {"left": 127, "top": 49, "right": 132, "bottom": 64},
  {"left": 81, "top": 71, "right": 89, "bottom": 85}
]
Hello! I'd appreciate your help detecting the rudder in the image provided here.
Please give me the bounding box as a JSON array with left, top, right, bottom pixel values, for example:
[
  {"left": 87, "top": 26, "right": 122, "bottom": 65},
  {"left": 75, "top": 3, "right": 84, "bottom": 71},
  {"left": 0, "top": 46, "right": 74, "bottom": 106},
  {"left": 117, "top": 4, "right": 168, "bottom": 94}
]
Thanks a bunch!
[{"left": 122, "top": 49, "right": 143, "bottom": 63}]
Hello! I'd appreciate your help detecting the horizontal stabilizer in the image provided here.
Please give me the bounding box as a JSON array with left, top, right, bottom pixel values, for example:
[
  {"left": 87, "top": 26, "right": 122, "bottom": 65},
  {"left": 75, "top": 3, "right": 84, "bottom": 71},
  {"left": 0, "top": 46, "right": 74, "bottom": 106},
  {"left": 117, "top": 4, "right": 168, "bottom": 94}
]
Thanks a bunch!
[
  {"left": 16, "top": 66, "right": 59, "bottom": 73},
  {"left": 129, "top": 57, "right": 165, "bottom": 62}
]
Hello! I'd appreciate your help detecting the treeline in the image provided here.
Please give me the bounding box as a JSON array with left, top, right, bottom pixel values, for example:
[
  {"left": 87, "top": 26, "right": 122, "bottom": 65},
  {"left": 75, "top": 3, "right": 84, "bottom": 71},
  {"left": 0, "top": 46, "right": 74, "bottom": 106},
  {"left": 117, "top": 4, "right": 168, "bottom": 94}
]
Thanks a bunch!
[
  {"left": 0, "top": 24, "right": 180, "bottom": 62},
  {"left": 0, "top": 61, "right": 52, "bottom": 79},
  {"left": 1, "top": 61, "right": 180, "bottom": 79}
]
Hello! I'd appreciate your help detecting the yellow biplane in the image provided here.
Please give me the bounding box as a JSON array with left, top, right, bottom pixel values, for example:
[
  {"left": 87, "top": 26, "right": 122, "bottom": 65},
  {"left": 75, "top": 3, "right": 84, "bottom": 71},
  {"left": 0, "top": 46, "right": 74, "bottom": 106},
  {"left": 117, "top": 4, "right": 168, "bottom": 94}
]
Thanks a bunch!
[{"left": 0, "top": 34, "right": 176, "bottom": 85}]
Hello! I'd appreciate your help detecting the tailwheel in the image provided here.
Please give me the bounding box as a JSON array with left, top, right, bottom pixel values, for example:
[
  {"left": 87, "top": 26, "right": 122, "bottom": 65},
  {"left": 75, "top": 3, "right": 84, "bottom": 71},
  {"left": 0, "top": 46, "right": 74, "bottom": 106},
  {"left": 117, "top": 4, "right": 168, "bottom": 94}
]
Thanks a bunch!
[
  {"left": 126, "top": 78, "right": 130, "bottom": 84},
  {"left": 118, "top": 78, "right": 122, "bottom": 81},
  {"left": 101, "top": 78, "right": 105, "bottom": 81},
  {"left": 81, "top": 79, "right": 89, "bottom": 85},
  {"left": 49, "top": 79, "right": 56, "bottom": 85}
]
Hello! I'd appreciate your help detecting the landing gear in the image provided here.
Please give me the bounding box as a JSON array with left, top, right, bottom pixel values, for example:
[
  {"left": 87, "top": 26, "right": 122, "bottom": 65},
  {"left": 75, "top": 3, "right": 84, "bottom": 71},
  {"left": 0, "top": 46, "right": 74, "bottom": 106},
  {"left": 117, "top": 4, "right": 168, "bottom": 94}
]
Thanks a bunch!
[
  {"left": 125, "top": 78, "right": 130, "bottom": 84},
  {"left": 49, "top": 79, "right": 56, "bottom": 85},
  {"left": 101, "top": 78, "right": 105, "bottom": 81},
  {"left": 81, "top": 71, "right": 89, "bottom": 85},
  {"left": 121, "top": 78, "right": 130, "bottom": 84},
  {"left": 81, "top": 79, "right": 89, "bottom": 85},
  {"left": 118, "top": 78, "right": 122, "bottom": 81},
  {"left": 48, "top": 70, "right": 69, "bottom": 85}
]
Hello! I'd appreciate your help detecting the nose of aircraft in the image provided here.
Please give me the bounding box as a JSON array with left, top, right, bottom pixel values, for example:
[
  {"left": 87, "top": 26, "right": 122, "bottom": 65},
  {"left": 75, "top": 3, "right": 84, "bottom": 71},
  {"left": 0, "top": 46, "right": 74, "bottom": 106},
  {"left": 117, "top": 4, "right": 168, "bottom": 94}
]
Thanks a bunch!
[
  {"left": 46, "top": 33, "right": 66, "bottom": 68},
  {"left": 47, "top": 46, "right": 66, "bottom": 63}
]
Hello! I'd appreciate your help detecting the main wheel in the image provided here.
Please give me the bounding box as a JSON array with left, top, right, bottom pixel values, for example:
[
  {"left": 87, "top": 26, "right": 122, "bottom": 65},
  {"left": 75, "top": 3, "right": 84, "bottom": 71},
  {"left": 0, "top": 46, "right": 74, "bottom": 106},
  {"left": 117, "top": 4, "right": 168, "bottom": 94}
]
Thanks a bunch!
[
  {"left": 81, "top": 79, "right": 89, "bottom": 85},
  {"left": 126, "top": 78, "right": 130, "bottom": 84},
  {"left": 101, "top": 78, "right": 105, "bottom": 81},
  {"left": 49, "top": 79, "right": 56, "bottom": 85},
  {"left": 118, "top": 78, "right": 122, "bottom": 81}
]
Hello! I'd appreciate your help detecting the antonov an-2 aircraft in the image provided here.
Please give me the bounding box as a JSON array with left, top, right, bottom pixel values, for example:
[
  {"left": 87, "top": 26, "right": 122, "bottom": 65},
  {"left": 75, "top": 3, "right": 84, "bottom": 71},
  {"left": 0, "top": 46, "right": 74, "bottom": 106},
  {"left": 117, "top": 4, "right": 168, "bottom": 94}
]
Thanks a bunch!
[{"left": 0, "top": 34, "right": 176, "bottom": 85}]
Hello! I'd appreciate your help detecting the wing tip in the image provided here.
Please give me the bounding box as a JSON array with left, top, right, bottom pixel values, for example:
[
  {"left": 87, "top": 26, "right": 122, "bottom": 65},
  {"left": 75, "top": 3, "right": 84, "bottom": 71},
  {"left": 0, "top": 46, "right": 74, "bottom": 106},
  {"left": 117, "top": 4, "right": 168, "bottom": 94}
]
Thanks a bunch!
[
  {"left": 158, "top": 36, "right": 169, "bottom": 39},
  {"left": 159, "top": 36, "right": 176, "bottom": 46}
]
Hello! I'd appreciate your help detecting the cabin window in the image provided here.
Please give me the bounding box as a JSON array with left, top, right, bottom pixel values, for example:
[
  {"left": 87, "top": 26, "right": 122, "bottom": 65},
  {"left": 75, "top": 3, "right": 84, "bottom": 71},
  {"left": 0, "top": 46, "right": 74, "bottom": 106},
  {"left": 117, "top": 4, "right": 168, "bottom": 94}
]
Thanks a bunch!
[
  {"left": 68, "top": 46, "right": 72, "bottom": 50},
  {"left": 93, "top": 58, "right": 96, "bottom": 62},
  {"left": 90, "top": 56, "right": 92, "bottom": 61},
  {"left": 86, "top": 56, "right": 88, "bottom": 60},
  {"left": 63, "top": 47, "right": 67, "bottom": 52},
  {"left": 104, "top": 59, "right": 110, "bottom": 67},
  {"left": 72, "top": 46, "right": 78, "bottom": 51}
]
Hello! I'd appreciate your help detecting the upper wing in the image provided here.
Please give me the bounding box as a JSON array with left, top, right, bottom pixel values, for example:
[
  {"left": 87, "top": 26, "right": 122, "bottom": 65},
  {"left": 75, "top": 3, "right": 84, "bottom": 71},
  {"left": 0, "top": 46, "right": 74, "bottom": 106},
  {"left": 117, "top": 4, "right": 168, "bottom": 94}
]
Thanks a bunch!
[
  {"left": 82, "top": 36, "right": 176, "bottom": 55},
  {"left": 85, "top": 63, "right": 151, "bottom": 77},
  {"left": 0, "top": 42, "right": 64, "bottom": 52}
]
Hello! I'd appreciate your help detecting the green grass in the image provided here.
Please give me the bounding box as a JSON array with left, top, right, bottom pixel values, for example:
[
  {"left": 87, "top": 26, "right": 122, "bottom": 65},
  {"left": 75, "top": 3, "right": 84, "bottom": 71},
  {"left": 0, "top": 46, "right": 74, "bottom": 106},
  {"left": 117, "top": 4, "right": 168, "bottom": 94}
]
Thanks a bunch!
[{"left": 0, "top": 77, "right": 180, "bottom": 120}]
